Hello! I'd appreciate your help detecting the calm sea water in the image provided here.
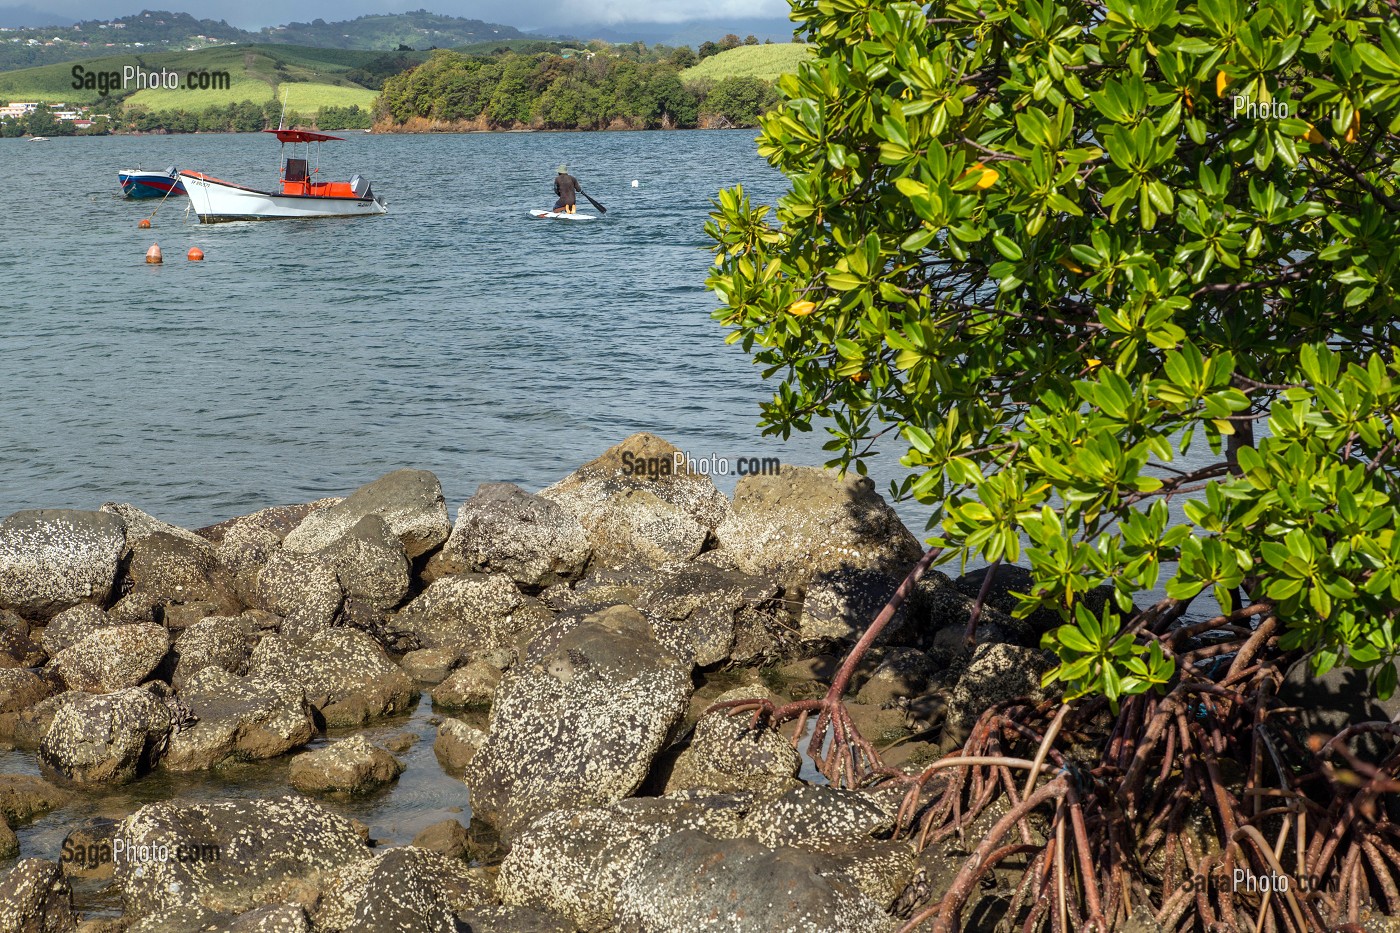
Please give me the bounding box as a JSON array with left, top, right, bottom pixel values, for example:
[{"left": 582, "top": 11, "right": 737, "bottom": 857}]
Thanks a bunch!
[{"left": 0, "top": 129, "right": 930, "bottom": 532}]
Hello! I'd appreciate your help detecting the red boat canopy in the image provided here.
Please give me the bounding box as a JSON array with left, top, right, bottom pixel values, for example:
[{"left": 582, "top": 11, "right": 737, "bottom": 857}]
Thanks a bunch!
[{"left": 263, "top": 129, "right": 344, "bottom": 143}]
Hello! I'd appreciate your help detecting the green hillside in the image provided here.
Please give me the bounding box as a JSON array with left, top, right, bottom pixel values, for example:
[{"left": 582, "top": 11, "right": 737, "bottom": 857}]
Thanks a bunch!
[
  {"left": 680, "top": 43, "right": 813, "bottom": 83},
  {"left": 0, "top": 44, "right": 400, "bottom": 107}
]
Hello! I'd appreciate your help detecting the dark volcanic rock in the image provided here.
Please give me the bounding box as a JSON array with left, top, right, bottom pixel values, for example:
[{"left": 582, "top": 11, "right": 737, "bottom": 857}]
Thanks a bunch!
[
  {"left": 426, "top": 482, "right": 592, "bottom": 587},
  {"left": 289, "top": 736, "right": 403, "bottom": 796},
  {"left": 433, "top": 718, "right": 487, "bottom": 773},
  {"left": 0, "top": 510, "right": 126, "bottom": 621},
  {"left": 162, "top": 667, "right": 315, "bottom": 771},
  {"left": 664, "top": 686, "right": 801, "bottom": 795},
  {"left": 255, "top": 550, "right": 343, "bottom": 631},
  {"left": 430, "top": 661, "right": 499, "bottom": 709},
  {"left": 116, "top": 795, "right": 373, "bottom": 915},
  {"left": 410, "top": 819, "right": 471, "bottom": 860},
  {"left": 0, "top": 610, "right": 45, "bottom": 668},
  {"left": 0, "top": 773, "right": 73, "bottom": 826},
  {"left": 399, "top": 647, "right": 460, "bottom": 685},
  {"left": 0, "top": 669, "right": 56, "bottom": 721},
  {"left": 106, "top": 529, "right": 241, "bottom": 626},
  {"left": 614, "top": 830, "right": 894, "bottom": 933},
  {"left": 37, "top": 605, "right": 117, "bottom": 658},
  {"left": 312, "top": 515, "right": 410, "bottom": 611},
  {"left": 466, "top": 606, "right": 692, "bottom": 838},
  {"left": 169, "top": 615, "right": 256, "bottom": 690},
  {"left": 281, "top": 469, "right": 450, "bottom": 560},
  {"left": 0, "top": 858, "right": 78, "bottom": 933},
  {"left": 1277, "top": 658, "right": 1400, "bottom": 763},
  {"left": 498, "top": 794, "right": 755, "bottom": 928},
  {"left": 247, "top": 628, "right": 415, "bottom": 727},
  {"left": 52, "top": 623, "right": 169, "bottom": 693},
  {"left": 944, "top": 643, "right": 1056, "bottom": 745},
  {"left": 196, "top": 499, "right": 339, "bottom": 600},
  {"left": 39, "top": 688, "right": 172, "bottom": 784},
  {"left": 313, "top": 846, "right": 493, "bottom": 933},
  {"left": 390, "top": 573, "right": 549, "bottom": 666}
]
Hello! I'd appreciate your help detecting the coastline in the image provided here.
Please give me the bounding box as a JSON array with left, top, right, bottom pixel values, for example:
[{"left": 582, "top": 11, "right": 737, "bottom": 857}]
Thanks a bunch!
[{"left": 0, "top": 431, "right": 1029, "bottom": 928}]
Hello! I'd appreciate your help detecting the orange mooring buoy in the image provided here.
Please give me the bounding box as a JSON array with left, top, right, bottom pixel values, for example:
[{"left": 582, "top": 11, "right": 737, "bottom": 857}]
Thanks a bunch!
[
  {"left": 145, "top": 243, "right": 162, "bottom": 264},
  {"left": 138, "top": 218, "right": 151, "bottom": 229},
  {"left": 187, "top": 247, "right": 204, "bottom": 262}
]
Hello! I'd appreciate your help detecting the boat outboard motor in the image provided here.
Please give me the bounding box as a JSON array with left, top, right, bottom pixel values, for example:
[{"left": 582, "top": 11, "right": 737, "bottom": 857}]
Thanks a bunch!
[{"left": 350, "top": 174, "right": 373, "bottom": 199}]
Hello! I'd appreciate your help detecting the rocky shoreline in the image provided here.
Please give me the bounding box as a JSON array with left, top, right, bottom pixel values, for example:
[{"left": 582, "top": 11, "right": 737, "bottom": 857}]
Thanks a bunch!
[{"left": 0, "top": 432, "right": 1066, "bottom": 932}]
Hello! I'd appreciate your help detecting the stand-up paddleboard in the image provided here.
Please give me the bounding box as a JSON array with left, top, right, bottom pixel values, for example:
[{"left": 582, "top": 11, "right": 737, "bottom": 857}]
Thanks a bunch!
[{"left": 530, "top": 209, "right": 597, "bottom": 221}]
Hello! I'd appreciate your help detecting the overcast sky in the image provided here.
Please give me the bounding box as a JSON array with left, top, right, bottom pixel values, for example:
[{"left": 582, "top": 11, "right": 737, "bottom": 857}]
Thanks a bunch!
[{"left": 27, "top": 0, "right": 790, "bottom": 30}]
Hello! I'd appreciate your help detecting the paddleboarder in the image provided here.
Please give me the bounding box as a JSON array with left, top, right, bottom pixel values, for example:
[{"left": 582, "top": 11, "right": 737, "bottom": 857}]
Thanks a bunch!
[{"left": 553, "top": 165, "right": 583, "bottom": 215}]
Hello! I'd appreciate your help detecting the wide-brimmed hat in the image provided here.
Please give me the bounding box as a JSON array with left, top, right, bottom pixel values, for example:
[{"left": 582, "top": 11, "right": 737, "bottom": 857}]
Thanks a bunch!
[{"left": 557, "top": 164, "right": 568, "bottom": 173}]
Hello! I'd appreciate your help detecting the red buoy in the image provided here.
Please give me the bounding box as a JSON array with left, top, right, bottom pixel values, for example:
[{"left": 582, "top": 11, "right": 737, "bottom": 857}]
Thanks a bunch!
[
  {"left": 187, "top": 247, "right": 204, "bottom": 262},
  {"left": 138, "top": 218, "right": 151, "bottom": 229},
  {"left": 145, "top": 243, "right": 162, "bottom": 264}
]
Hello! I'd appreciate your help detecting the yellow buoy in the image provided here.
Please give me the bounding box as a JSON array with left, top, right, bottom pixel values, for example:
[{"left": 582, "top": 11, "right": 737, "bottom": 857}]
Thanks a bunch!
[{"left": 145, "top": 243, "right": 162, "bottom": 264}]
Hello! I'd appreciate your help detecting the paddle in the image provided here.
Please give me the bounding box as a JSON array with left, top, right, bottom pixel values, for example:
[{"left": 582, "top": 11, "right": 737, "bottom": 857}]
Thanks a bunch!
[{"left": 580, "top": 190, "right": 607, "bottom": 215}]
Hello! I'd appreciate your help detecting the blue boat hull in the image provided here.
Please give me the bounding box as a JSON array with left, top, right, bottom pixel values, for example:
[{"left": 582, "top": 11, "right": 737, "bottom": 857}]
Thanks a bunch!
[{"left": 119, "top": 171, "right": 186, "bottom": 199}]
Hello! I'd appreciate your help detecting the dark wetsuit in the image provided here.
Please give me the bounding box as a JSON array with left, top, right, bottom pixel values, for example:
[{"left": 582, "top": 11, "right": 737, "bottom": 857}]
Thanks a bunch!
[{"left": 553, "top": 172, "right": 582, "bottom": 210}]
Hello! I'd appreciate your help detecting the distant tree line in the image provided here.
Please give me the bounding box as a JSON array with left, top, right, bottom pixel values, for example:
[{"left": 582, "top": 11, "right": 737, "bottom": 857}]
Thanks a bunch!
[
  {"left": 375, "top": 48, "right": 779, "bottom": 130},
  {"left": 0, "top": 101, "right": 372, "bottom": 136}
]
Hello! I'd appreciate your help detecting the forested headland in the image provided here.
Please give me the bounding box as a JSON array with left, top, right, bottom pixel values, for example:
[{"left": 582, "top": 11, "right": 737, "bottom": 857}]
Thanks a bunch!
[{"left": 372, "top": 43, "right": 793, "bottom": 132}]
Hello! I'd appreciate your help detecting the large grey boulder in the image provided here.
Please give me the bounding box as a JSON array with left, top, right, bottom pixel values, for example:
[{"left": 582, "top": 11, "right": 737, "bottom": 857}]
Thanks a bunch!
[
  {"left": 52, "top": 623, "right": 169, "bottom": 693},
  {"left": 664, "top": 686, "right": 800, "bottom": 795},
  {"left": 636, "top": 562, "right": 784, "bottom": 666},
  {"left": 196, "top": 500, "right": 339, "bottom": 599},
  {"left": 498, "top": 794, "right": 755, "bottom": 929},
  {"left": 38, "top": 605, "right": 118, "bottom": 657},
  {"left": 583, "top": 490, "right": 711, "bottom": 568},
  {"left": 313, "top": 846, "right": 493, "bottom": 933},
  {"left": 247, "top": 628, "right": 415, "bottom": 727},
  {"left": 312, "top": 515, "right": 410, "bottom": 611},
  {"left": 169, "top": 615, "right": 256, "bottom": 690},
  {"left": 281, "top": 469, "right": 450, "bottom": 560},
  {"left": 161, "top": 667, "right": 315, "bottom": 771},
  {"left": 540, "top": 433, "right": 731, "bottom": 532},
  {"left": 254, "top": 550, "right": 343, "bottom": 631},
  {"left": 615, "top": 830, "right": 896, "bottom": 933},
  {"left": 0, "top": 510, "right": 126, "bottom": 621},
  {"left": 116, "top": 796, "right": 373, "bottom": 915},
  {"left": 716, "top": 466, "right": 922, "bottom": 580},
  {"left": 426, "top": 483, "right": 591, "bottom": 587},
  {"left": 289, "top": 736, "right": 403, "bottom": 796},
  {"left": 430, "top": 661, "right": 499, "bottom": 709},
  {"left": 106, "top": 529, "right": 241, "bottom": 626},
  {"left": 467, "top": 606, "right": 692, "bottom": 837},
  {"left": 944, "top": 643, "right": 1056, "bottom": 745},
  {"left": 39, "top": 688, "right": 171, "bottom": 784},
  {"left": 0, "top": 858, "right": 78, "bottom": 933},
  {"left": 390, "top": 573, "right": 549, "bottom": 665}
]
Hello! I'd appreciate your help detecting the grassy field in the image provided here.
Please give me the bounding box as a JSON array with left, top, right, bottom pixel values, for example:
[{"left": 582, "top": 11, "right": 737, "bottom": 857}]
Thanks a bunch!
[
  {"left": 0, "top": 44, "right": 387, "bottom": 108},
  {"left": 680, "top": 44, "right": 814, "bottom": 84}
]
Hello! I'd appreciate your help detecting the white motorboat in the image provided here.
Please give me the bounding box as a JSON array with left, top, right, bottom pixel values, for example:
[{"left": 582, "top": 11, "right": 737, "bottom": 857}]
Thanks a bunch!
[{"left": 179, "top": 129, "right": 386, "bottom": 223}]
